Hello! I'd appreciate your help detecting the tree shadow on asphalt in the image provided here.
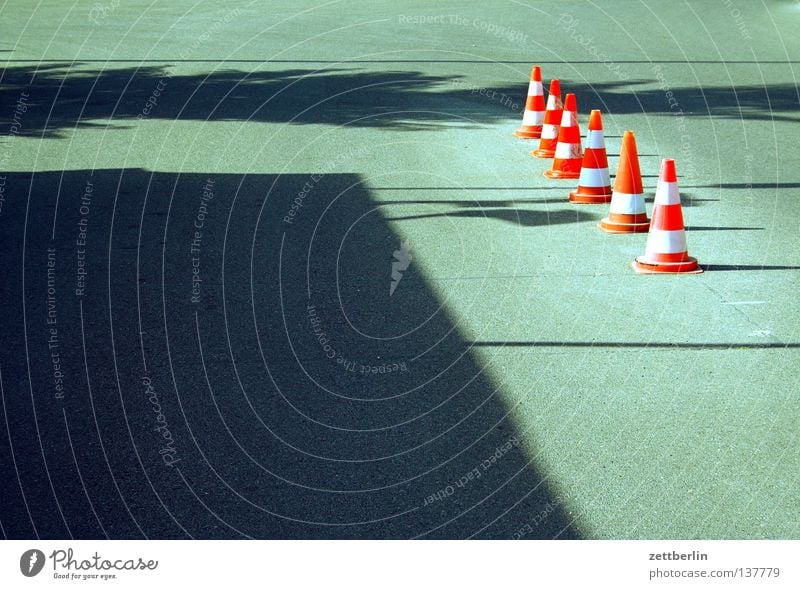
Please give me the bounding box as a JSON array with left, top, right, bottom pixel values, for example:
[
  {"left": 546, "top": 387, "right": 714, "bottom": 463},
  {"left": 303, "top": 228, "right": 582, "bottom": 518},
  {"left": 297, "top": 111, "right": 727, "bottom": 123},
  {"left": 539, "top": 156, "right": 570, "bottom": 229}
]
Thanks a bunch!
[
  {"left": 1, "top": 64, "right": 798, "bottom": 138},
  {"left": 570, "top": 79, "right": 800, "bottom": 124},
  {"left": 0, "top": 64, "right": 521, "bottom": 136},
  {"left": 0, "top": 168, "right": 581, "bottom": 539}
]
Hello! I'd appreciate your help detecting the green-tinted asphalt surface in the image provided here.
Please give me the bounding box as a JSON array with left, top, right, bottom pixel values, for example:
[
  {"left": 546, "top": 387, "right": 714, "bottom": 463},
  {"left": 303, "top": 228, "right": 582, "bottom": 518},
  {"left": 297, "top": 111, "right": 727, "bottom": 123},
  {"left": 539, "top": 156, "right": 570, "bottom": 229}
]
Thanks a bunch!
[{"left": 0, "top": 0, "right": 797, "bottom": 539}]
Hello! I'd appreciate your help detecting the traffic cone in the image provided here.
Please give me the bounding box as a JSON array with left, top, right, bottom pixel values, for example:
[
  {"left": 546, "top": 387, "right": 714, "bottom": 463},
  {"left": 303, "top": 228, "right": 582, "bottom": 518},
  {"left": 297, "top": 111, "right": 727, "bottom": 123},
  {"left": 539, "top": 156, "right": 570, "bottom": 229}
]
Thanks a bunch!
[
  {"left": 598, "top": 130, "right": 649, "bottom": 233},
  {"left": 514, "top": 66, "right": 545, "bottom": 139},
  {"left": 531, "top": 79, "right": 562, "bottom": 158},
  {"left": 544, "top": 93, "right": 582, "bottom": 179},
  {"left": 569, "top": 109, "right": 612, "bottom": 204},
  {"left": 633, "top": 159, "right": 702, "bottom": 274}
]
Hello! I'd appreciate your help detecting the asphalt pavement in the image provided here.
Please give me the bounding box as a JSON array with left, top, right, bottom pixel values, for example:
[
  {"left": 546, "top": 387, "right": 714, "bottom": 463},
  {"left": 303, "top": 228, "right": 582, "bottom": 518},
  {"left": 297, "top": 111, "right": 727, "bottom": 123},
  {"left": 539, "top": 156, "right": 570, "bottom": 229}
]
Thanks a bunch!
[{"left": 0, "top": 0, "right": 798, "bottom": 539}]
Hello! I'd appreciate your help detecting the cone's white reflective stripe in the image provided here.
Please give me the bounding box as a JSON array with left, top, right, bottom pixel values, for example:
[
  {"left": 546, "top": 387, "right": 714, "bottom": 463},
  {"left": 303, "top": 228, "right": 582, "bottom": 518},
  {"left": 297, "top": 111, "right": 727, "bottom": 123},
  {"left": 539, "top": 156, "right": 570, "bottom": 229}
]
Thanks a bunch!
[
  {"left": 585, "top": 130, "right": 605, "bottom": 149},
  {"left": 522, "top": 109, "right": 545, "bottom": 126},
  {"left": 541, "top": 124, "right": 559, "bottom": 139},
  {"left": 609, "top": 192, "right": 645, "bottom": 214},
  {"left": 528, "top": 81, "right": 543, "bottom": 96},
  {"left": 560, "top": 110, "right": 575, "bottom": 127},
  {"left": 654, "top": 181, "right": 680, "bottom": 205},
  {"left": 645, "top": 228, "right": 687, "bottom": 255},
  {"left": 554, "top": 142, "right": 581, "bottom": 160},
  {"left": 578, "top": 166, "right": 610, "bottom": 187},
  {"left": 545, "top": 95, "right": 561, "bottom": 110}
]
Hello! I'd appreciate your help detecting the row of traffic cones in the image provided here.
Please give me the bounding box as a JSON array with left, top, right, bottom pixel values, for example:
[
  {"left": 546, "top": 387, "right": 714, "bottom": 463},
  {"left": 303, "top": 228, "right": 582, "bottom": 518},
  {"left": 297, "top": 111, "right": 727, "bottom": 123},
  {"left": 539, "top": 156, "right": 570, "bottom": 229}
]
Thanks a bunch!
[{"left": 514, "top": 65, "right": 701, "bottom": 274}]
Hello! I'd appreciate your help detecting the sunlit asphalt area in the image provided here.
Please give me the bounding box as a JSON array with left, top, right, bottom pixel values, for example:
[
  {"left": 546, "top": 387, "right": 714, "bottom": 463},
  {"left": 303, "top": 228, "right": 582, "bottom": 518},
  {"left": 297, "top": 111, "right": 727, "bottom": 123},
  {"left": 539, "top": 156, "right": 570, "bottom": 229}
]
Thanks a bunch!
[{"left": 0, "top": 1, "right": 797, "bottom": 539}]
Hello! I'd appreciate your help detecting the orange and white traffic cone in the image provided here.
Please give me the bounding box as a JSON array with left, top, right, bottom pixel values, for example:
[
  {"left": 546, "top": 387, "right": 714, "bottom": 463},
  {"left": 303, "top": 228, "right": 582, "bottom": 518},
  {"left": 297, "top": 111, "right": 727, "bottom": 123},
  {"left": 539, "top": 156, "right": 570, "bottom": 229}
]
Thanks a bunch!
[
  {"left": 531, "top": 79, "right": 562, "bottom": 158},
  {"left": 632, "top": 159, "right": 702, "bottom": 274},
  {"left": 514, "top": 66, "right": 545, "bottom": 139},
  {"left": 598, "top": 130, "right": 649, "bottom": 232},
  {"left": 544, "top": 93, "right": 582, "bottom": 179},
  {"left": 569, "top": 109, "right": 612, "bottom": 204}
]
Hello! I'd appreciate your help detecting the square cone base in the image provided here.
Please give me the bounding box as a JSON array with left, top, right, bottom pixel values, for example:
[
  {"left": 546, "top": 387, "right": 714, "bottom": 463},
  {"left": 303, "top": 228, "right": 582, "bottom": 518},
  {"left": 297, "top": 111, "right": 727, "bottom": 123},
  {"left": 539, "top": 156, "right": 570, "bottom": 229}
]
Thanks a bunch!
[
  {"left": 632, "top": 256, "right": 703, "bottom": 274},
  {"left": 531, "top": 148, "right": 555, "bottom": 158},
  {"left": 569, "top": 191, "right": 612, "bottom": 204},
  {"left": 514, "top": 126, "right": 542, "bottom": 139},
  {"left": 544, "top": 168, "right": 580, "bottom": 180},
  {"left": 598, "top": 217, "right": 650, "bottom": 233}
]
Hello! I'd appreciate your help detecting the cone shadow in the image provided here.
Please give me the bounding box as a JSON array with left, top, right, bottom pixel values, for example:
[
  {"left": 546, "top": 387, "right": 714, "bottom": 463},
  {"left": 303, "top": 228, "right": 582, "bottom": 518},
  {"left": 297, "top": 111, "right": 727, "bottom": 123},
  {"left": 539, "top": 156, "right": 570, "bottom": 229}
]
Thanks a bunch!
[
  {"left": 702, "top": 264, "right": 800, "bottom": 272},
  {"left": 685, "top": 226, "right": 764, "bottom": 231},
  {"left": 385, "top": 208, "right": 598, "bottom": 226},
  {"left": 471, "top": 341, "right": 800, "bottom": 349},
  {"left": 683, "top": 183, "right": 800, "bottom": 190}
]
